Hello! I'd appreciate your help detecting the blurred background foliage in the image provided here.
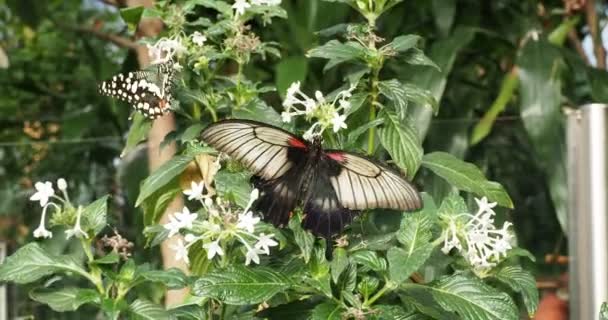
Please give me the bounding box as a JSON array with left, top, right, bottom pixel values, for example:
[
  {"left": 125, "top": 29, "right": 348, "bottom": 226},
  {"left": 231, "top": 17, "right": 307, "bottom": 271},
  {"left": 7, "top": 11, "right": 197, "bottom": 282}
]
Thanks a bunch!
[{"left": 1, "top": 0, "right": 607, "bottom": 318}]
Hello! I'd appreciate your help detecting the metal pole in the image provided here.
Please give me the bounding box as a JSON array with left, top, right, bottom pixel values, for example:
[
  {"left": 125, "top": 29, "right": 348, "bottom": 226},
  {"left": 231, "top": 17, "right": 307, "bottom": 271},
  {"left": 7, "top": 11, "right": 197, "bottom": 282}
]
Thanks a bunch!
[{"left": 568, "top": 104, "right": 608, "bottom": 320}]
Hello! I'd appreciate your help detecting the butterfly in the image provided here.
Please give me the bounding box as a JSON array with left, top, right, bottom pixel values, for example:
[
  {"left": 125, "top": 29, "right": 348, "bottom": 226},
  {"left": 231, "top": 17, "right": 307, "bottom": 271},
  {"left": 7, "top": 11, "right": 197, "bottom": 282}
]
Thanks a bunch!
[
  {"left": 200, "top": 119, "right": 422, "bottom": 237},
  {"left": 98, "top": 62, "right": 176, "bottom": 120}
]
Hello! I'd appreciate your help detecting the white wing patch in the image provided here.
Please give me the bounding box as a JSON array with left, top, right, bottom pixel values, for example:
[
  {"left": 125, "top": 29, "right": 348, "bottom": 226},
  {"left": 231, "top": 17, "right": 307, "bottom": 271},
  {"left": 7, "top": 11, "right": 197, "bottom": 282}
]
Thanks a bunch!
[
  {"left": 329, "top": 153, "right": 421, "bottom": 211},
  {"left": 201, "top": 121, "right": 300, "bottom": 181}
]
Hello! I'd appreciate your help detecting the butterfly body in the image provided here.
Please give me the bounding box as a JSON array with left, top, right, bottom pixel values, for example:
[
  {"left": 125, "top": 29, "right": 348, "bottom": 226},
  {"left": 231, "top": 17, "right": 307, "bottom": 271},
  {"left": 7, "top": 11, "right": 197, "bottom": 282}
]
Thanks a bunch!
[
  {"left": 201, "top": 120, "right": 422, "bottom": 236},
  {"left": 99, "top": 62, "right": 175, "bottom": 119}
]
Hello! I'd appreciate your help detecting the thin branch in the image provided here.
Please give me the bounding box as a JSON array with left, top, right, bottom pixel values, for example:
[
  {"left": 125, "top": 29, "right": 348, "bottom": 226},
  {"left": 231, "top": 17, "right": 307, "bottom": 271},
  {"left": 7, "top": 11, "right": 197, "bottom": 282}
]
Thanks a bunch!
[
  {"left": 72, "top": 26, "right": 140, "bottom": 51},
  {"left": 585, "top": 0, "right": 607, "bottom": 69}
]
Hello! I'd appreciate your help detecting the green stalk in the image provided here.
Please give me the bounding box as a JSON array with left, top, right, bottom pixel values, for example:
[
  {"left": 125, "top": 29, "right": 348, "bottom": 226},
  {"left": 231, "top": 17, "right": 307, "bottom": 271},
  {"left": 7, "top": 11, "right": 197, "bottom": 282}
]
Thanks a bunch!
[{"left": 367, "top": 65, "right": 381, "bottom": 155}]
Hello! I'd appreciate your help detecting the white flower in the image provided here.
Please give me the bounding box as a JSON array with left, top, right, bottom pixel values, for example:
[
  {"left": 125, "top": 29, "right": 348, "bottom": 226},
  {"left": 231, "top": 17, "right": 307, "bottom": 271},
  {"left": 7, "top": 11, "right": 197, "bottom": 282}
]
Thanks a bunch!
[
  {"left": 286, "top": 81, "right": 300, "bottom": 97},
  {"left": 147, "top": 37, "right": 186, "bottom": 65},
  {"left": 245, "top": 247, "right": 261, "bottom": 265},
  {"left": 170, "top": 239, "right": 190, "bottom": 265},
  {"left": 33, "top": 203, "right": 58, "bottom": 239},
  {"left": 184, "top": 181, "right": 206, "bottom": 201},
  {"left": 203, "top": 240, "right": 224, "bottom": 259},
  {"left": 232, "top": 0, "right": 251, "bottom": 16},
  {"left": 164, "top": 207, "right": 198, "bottom": 237},
  {"left": 57, "top": 178, "right": 67, "bottom": 191},
  {"left": 202, "top": 220, "right": 222, "bottom": 233},
  {"left": 440, "top": 197, "right": 513, "bottom": 275},
  {"left": 254, "top": 233, "right": 278, "bottom": 254},
  {"left": 65, "top": 206, "right": 88, "bottom": 239},
  {"left": 281, "top": 111, "right": 292, "bottom": 123},
  {"left": 331, "top": 113, "right": 347, "bottom": 132},
  {"left": 30, "top": 181, "right": 55, "bottom": 207},
  {"left": 184, "top": 233, "right": 198, "bottom": 243},
  {"left": 236, "top": 211, "right": 260, "bottom": 233},
  {"left": 191, "top": 31, "right": 207, "bottom": 46}
]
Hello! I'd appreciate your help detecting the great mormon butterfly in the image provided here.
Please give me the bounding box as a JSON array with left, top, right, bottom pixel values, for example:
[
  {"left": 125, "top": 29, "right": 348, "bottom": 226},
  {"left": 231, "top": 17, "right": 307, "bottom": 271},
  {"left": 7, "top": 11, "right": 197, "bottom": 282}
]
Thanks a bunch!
[
  {"left": 200, "top": 119, "right": 422, "bottom": 237},
  {"left": 98, "top": 62, "right": 176, "bottom": 120}
]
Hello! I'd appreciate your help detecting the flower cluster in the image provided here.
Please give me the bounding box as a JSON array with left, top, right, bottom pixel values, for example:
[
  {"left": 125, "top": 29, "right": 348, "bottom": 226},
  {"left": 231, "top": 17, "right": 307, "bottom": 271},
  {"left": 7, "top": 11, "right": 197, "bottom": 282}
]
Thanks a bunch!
[
  {"left": 147, "top": 37, "right": 186, "bottom": 65},
  {"left": 281, "top": 82, "right": 355, "bottom": 140},
  {"left": 440, "top": 197, "right": 513, "bottom": 276},
  {"left": 29, "top": 179, "right": 88, "bottom": 240},
  {"left": 165, "top": 182, "right": 278, "bottom": 266},
  {"left": 232, "top": 0, "right": 282, "bottom": 17}
]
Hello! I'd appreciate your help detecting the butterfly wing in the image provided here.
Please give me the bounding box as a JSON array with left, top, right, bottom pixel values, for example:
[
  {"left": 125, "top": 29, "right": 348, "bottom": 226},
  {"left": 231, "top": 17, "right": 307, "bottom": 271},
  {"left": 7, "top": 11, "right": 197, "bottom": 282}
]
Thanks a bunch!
[
  {"left": 325, "top": 151, "right": 422, "bottom": 211},
  {"left": 98, "top": 63, "right": 175, "bottom": 119},
  {"left": 301, "top": 163, "right": 355, "bottom": 237},
  {"left": 200, "top": 120, "right": 309, "bottom": 181}
]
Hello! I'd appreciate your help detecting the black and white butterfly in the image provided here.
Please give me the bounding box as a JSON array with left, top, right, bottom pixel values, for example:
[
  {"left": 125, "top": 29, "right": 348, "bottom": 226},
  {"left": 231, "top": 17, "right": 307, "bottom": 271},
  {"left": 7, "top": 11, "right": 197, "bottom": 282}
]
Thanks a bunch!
[
  {"left": 98, "top": 62, "right": 176, "bottom": 120},
  {"left": 200, "top": 119, "right": 422, "bottom": 237}
]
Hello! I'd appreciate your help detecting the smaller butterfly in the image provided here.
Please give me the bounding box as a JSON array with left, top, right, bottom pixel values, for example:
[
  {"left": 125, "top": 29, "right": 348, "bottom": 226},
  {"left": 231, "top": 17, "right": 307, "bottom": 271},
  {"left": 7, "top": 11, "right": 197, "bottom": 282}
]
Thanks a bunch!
[{"left": 98, "top": 62, "right": 176, "bottom": 120}]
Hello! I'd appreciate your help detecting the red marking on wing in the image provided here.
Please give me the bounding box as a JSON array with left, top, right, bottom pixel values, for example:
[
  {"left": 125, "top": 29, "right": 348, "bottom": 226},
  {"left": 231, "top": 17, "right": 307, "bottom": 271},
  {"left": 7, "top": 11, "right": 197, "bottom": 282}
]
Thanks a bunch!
[
  {"left": 288, "top": 137, "right": 307, "bottom": 149},
  {"left": 327, "top": 152, "right": 346, "bottom": 162}
]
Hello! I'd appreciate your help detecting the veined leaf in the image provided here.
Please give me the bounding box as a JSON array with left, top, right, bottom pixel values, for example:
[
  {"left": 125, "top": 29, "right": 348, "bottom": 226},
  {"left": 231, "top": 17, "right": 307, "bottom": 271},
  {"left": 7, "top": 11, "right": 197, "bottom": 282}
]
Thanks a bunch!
[
  {"left": 135, "top": 154, "right": 195, "bottom": 207},
  {"left": 385, "top": 35, "right": 422, "bottom": 53},
  {"left": 401, "top": 48, "right": 440, "bottom": 71},
  {"left": 289, "top": 213, "right": 315, "bottom": 263},
  {"left": 81, "top": 195, "right": 109, "bottom": 235},
  {"left": 331, "top": 248, "right": 349, "bottom": 283},
  {"left": 351, "top": 250, "right": 387, "bottom": 272},
  {"left": 137, "top": 268, "right": 189, "bottom": 290},
  {"left": 311, "top": 302, "right": 343, "bottom": 320},
  {"left": 214, "top": 170, "right": 252, "bottom": 209},
  {"left": 122, "top": 113, "right": 151, "bottom": 157},
  {"left": 307, "top": 40, "right": 367, "bottom": 71},
  {"left": 30, "top": 287, "right": 99, "bottom": 312},
  {"left": 192, "top": 266, "right": 291, "bottom": 305},
  {"left": 402, "top": 274, "right": 519, "bottom": 320},
  {"left": 379, "top": 110, "right": 423, "bottom": 179},
  {"left": 422, "top": 152, "right": 513, "bottom": 208},
  {"left": 129, "top": 299, "right": 169, "bottom": 320},
  {"left": 0, "top": 243, "right": 88, "bottom": 284},
  {"left": 491, "top": 266, "right": 539, "bottom": 317}
]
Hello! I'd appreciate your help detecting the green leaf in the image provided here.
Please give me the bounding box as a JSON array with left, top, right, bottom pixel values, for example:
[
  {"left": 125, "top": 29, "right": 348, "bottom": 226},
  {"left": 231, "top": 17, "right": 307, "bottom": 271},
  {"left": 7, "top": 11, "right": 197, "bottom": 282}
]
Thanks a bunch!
[
  {"left": 307, "top": 40, "right": 367, "bottom": 71},
  {"left": 401, "top": 83, "right": 439, "bottom": 115},
  {"left": 120, "top": 6, "right": 144, "bottom": 31},
  {"left": 348, "top": 232, "right": 396, "bottom": 251},
  {"left": 351, "top": 250, "right": 387, "bottom": 272},
  {"left": 357, "top": 276, "right": 380, "bottom": 298},
  {"left": 129, "top": 299, "right": 169, "bottom": 320},
  {"left": 135, "top": 154, "right": 195, "bottom": 207},
  {"left": 378, "top": 79, "right": 438, "bottom": 117},
  {"left": 233, "top": 99, "right": 285, "bottom": 129},
  {"left": 289, "top": 214, "right": 315, "bottom": 263},
  {"left": 401, "top": 48, "right": 440, "bottom": 71},
  {"left": 81, "top": 195, "right": 109, "bottom": 235},
  {"left": 331, "top": 247, "right": 349, "bottom": 283},
  {"left": 30, "top": 287, "right": 98, "bottom": 312},
  {"left": 388, "top": 211, "right": 435, "bottom": 283},
  {"left": 0, "top": 243, "right": 88, "bottom": 284},
  {"left": 422, "top": 152, "right": 513, "bottom": 208},
  {"left": 517, "top": 39, "right": 567, "bottom": 231},
  {"left": 181, "top": 123, "right": 205, "bottom": 142},
  {"left": 437, "top": 193, "right": 468, "bottom": 217},
  {"left": 122, "top": 113, "right": 152, "bottom": 157},
  {"left": 387, "top": 246, "right": 431, "bottom": 284},
  {"left": 192, "top": 266, "right": 291, "bottom": 305},
  {"left": 386, "top": 35, "right": 422, "bottom": 53},
  {"left": 137, "top": 268, "right": 189, "bottom": 290},
  {"left": 403, "top": 274, "right": 519, "bottom": 320},
  {"left": 92, "top": 252, "right": 120, "bottom": 265},
  {"left": 379, "top": 110, "right": 423, "bottom": 179},
  {"left": 214, "top": 170, "right": 252, "bottom": 208},
  {"left": 192, "top": 0, "right": 232, "bottom": 15},
  {"left": 311, "top": 302, "right": 343, "bottom": 320},
  {"left": 276, "top": 56, "right": 308, "bottom": 98},
  {"left": 491, "top": 266, "right": 539, "bottom": 317},
  {"left": 431, "top": 0, "right": 455, "bottom": 36}
]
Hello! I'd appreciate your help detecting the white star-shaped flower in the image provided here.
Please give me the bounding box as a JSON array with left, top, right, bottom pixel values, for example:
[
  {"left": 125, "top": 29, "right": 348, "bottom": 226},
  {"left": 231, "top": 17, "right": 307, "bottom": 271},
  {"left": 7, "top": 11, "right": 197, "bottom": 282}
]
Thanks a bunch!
[
  {"left": 65, "top": 206, "right": 88, "bottom": 240},
  {"left": 170, "top": 239, "right": 189, "bottom": 265},
  {"left": 331, "top": 113, "right": 348, "bottom": 132},
  {"left": 281, "top": 111, "right": 292, "bottom": 123},
  {"left": 57, "top": 178, "right": 67, "bottom": 191},
  {"left": 191, "top": 31, "right": 207, "bottom": 46},
  {"left": 236, "top": 211, "right": 260, "bottom": 233},
  {"left": 254, "top": 233, "right": 278, "bottom": 254},
  {"left": 175, "top": 207, "right": 198, "bottom": 229},
  {"left": 30, "top": 181, "right": 55, "bottom": 207},
  {"left": 232, "top": 0, "right": 251, "bottom": 16},
  {"left": 245, "top": 247, "right": 261, "bottom": 265},
  {"left": 183, "top": 181, "right": 205, "bottom": 201},
  {"left": 474, "top": 197, "right": 497, "bottom": 215},
  {"left": 203, "top": 240, "right": 225, "bottom": 260}
]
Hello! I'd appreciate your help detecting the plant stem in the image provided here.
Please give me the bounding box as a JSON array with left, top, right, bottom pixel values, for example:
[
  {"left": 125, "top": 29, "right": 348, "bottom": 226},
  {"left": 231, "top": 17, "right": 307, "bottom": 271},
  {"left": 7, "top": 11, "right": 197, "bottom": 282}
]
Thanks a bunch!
[
  {"left": 363, "top": 279, "right": 394, "bottom": 307},
  {"left": 367, "top": 65, "right": 381, "bottom": 155}
]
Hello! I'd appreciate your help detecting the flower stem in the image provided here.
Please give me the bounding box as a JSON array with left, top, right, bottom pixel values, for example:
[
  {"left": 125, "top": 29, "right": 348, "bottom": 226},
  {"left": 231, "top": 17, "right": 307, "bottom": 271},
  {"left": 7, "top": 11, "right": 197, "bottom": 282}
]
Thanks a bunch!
[
  {"left": 367, "top": 66, "right": 381, "bottom": 155},
  {"left": 363, "top": 279, "right": 394, "bottom": 307}
]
